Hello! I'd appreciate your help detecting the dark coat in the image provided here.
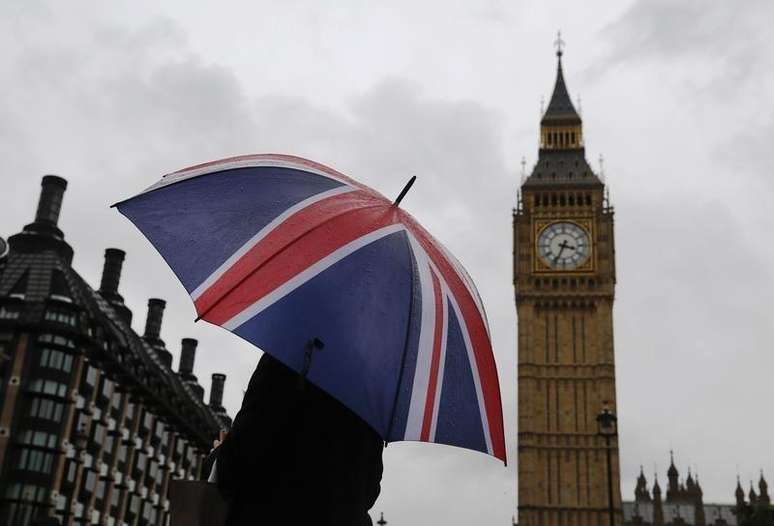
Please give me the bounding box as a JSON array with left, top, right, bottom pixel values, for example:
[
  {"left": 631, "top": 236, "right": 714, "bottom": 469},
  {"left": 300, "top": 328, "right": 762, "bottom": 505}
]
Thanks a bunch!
[{"left": 215, "top": 353, "right": 384, "bottom": 526}]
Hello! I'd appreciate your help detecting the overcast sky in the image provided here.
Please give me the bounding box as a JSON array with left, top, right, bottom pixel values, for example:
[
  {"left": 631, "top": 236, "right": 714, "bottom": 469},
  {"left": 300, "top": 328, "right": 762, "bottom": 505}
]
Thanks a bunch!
[{"left": 2, "top": 1, "right": 773, "bottom": 524}]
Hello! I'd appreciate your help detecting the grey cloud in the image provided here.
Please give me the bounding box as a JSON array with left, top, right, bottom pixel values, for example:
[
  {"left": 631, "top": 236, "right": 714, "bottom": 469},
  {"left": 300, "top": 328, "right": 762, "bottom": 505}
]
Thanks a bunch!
[{"left": 591, "top": 0, "right": 772, "bottom": 98}]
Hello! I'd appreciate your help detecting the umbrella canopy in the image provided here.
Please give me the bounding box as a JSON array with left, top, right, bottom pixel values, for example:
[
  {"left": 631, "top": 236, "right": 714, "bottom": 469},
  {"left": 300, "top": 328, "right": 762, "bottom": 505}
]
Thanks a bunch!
[{"left": 115, "top": 154, "right": 505, "bottom": 462}]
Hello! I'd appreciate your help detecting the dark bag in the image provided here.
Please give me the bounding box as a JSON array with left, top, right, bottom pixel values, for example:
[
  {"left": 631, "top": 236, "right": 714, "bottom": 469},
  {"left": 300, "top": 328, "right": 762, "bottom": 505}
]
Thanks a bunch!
[{"left": 169, "top": 480, "right": 229, "bottom": 526}]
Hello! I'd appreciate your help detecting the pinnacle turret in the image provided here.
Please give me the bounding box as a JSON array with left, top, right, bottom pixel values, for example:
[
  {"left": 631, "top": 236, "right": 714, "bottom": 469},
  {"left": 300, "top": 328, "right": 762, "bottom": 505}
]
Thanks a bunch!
[
  {"left": 760, "top": 471, "right": 771, "bottom": 505},
  {"left": 635, "top": 466, "right": 651, "bottom": 502},
  {"left": 653, "top": 474, "right": 662, "bottom": 496},
  {"left": 749, "top": 481, "right": 758, "bottom": 505},
  {"left": 736, "top": 476, "right": 746, "bottom": 508}
]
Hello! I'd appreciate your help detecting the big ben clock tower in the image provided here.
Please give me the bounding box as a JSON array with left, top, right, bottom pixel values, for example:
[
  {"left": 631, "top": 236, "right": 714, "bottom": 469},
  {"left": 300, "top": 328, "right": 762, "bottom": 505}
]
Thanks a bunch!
[{"left": 514, "top": 39, "right": 622, "bottom": 526}]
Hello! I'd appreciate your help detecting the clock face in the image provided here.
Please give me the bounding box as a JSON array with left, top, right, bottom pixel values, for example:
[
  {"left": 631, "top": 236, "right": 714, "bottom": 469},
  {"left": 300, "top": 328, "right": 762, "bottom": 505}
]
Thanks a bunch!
[{"left": 537, "top": 222, "right": 591, "bottom": 271}]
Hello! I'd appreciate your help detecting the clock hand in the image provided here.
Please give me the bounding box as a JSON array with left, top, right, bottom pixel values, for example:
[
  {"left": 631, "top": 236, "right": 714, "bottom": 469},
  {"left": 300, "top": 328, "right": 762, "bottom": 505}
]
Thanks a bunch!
[{"left": 554, "top": 244, "right": 567, "bottom": 262}]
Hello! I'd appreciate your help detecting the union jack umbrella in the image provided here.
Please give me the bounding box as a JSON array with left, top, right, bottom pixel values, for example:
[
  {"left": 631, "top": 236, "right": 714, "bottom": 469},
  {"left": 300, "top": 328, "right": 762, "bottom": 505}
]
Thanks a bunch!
[{"left": 114, "top": 154, "right": 506, "bottom": 462}]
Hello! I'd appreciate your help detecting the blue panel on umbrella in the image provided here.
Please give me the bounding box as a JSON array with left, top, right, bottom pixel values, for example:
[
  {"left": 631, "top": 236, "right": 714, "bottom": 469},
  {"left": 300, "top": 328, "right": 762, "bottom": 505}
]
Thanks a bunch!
[
  {"left": 385, "top": 247, "right": 422, "bottom": 442},
  {"left": 233, "top": 230, "right": 413, "bottom": 436},
  {"left": 434, "top": 300, "right": 488, "bottom": 453},
  {"left": 118, "top": 167, "right": 343, "bottom": 292}
]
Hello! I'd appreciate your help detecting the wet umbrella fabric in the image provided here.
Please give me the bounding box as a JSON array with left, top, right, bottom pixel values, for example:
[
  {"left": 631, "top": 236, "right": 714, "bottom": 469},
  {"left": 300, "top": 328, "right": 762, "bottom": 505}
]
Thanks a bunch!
[{"left": 115, "top": 154, "right": 506, "bottom": 462}]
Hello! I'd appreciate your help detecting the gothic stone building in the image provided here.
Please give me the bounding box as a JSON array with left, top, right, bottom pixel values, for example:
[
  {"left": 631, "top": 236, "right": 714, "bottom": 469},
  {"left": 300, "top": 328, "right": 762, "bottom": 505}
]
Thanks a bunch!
[
  {"left": 622, "top": 453, "right": 771, "bottom": 526},
  {"left": 514, "top": 42, "right": 622, "bottom": 526},
  {"left": 0, "top": 176, "right": 231, "bottom": 525}
]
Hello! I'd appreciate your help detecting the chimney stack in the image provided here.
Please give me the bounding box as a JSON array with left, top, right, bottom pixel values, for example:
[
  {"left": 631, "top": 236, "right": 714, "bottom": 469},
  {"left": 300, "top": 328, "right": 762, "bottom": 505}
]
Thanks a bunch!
[
  {"left": 179, "top": 338, "right": 198, "bottom": 379},
  {"left": 191, "top": 383, "right": 205, "bottom": 401},
  {"left": 143, "top": 298, "right": 166, "bottom": 344},
  {"left": 99, "top": 248, "right": 125, "bottom": 300},
  {"left": 35, "top": 175, "right": 68, "bottom": 226},
  {"left": 24, "top": 175, "right": 68, "bottom": 239},
  {"left": 209, "top": 373, "right": 226, "bottom": 409}
]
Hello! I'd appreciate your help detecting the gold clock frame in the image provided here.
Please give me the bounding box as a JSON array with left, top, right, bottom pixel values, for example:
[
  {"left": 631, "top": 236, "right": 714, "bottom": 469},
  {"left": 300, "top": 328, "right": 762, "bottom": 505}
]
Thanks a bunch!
[{"left": 532, "top": 218, "right": 595, "bottom": 274}]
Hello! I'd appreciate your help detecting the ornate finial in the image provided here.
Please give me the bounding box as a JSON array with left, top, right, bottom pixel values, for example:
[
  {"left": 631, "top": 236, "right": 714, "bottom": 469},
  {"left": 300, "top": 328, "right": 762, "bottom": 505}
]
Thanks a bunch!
[
  {"left": 521, "top": 156, "right": 527, "bottom": 178},
  {"left": 554, "top": 30, "right": 565, "bottom": 57},
  {"left": 540, "top": 96, "right": 545, "bottom": 116},
  {"left": 599, "top": 154, "right": 605, "bottom": 179},
  {"left": 577, "top": 95, "right": 582, "bottom": 116}
]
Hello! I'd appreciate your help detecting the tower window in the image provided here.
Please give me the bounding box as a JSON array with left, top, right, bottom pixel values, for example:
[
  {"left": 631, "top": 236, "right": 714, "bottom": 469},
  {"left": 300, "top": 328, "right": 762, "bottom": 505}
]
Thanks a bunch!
[
  {"left": 569, "top": 195, "right": 575, "bottom": 206},
  {"left": 571, "top": 132, "right": 576, "bottom": 145},
  {"left": 585, "top": 194, "right": 591, "bottom": 206},
  {"left": 551, "top": 194, "right": 557, "bottom": 205},
  {"left": 559, "top": 194, "right": 566, "bottom": 206}
]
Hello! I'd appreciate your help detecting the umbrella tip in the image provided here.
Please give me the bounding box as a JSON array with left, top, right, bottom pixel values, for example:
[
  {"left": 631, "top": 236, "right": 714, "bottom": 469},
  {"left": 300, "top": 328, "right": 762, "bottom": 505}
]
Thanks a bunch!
[
  {"left": 393, "top": 176, "right": 416, "bottom": 207},
  {"left": 194, "top": 316, "right": 202, "bottom": 323}
]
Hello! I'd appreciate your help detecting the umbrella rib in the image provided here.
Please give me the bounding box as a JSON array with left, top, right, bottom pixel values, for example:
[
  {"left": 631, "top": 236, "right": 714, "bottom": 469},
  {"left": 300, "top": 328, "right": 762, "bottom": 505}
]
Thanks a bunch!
[{"left": 195, "top": 202, "right": 389, "bottom": 322}]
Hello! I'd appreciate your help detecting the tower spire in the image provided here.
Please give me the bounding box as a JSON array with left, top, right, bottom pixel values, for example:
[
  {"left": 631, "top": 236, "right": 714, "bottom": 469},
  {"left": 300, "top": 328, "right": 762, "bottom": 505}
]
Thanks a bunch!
[
  {"left": 542, "top": 33, "right": 581, "bottom": 127},
  {"left": 539, "top": 33, "right": 583, "bottom": 152},
  {"left": 523, "top": 36, "right": 602, "bottom": 188}
]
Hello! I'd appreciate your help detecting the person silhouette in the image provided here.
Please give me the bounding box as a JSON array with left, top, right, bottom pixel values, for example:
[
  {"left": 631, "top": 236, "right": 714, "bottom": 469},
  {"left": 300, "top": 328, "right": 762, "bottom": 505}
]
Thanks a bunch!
[{"left": 213, "top": 352, "right": 384, "bottom": 525}]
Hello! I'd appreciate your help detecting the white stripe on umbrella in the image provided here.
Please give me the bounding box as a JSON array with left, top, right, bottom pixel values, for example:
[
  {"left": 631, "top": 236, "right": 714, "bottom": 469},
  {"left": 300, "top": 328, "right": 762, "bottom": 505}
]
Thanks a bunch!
[
  {"left": 446, "top": 287, "right": 494, "bottom": 455},
  {"left": 427, "top": 272, "right": 450, "bottom": 443},
  {"left": 141, "top": 155, "right": 358, "bottom": 194},
  {"left": 403, "top": 234, "right": 437, "bottom": 441},
  {"left": 191, "top": 185, "right": 357, "bottom": 300},
  {"left": 222, "top": 223, "right": 405, "bottom": 331}
]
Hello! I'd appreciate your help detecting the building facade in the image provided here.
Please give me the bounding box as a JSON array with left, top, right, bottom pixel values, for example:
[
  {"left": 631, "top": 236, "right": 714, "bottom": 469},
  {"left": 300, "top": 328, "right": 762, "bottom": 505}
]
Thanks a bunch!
[
  {"left": 514, "top": 43, "right": 623, "bottom": 526},
  {"left": 0, "top": 176, "right": 231, "bottom": 525},
  {"left": 623, "top": 453, "right": 772, "bottom": 526}
]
